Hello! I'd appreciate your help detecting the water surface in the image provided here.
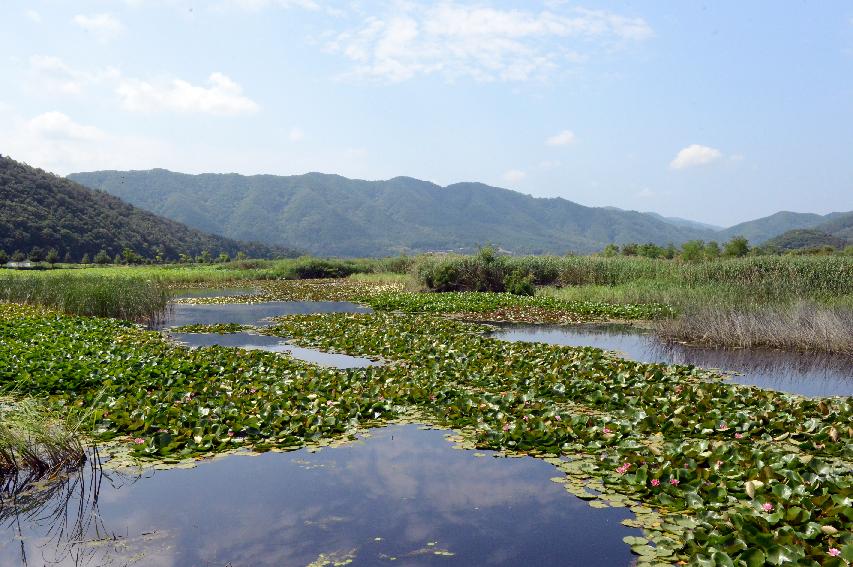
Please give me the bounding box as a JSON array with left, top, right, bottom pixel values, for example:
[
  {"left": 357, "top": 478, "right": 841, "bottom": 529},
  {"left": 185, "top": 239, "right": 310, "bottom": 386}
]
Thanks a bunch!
[
  {"left": 0, "top": 425, "right": 639, "bottom": 567},
  {"left": 159, "top": 300, "right": 371, "bottom": 329},
  {"left": 492, "top": 324, "right": 853, "bottom": 398},
  {"left": 171, "top": 331, "right": 379, "bottom": 368}
]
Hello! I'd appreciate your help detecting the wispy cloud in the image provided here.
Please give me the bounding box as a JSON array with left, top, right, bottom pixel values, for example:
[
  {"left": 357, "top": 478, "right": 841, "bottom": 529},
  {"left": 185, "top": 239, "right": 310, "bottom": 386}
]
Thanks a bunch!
[
  {"left": 116, "top": 72, "right": 260, "bottom": 115},
  {"left": 670, "top": 144, "right": 722, "bottom": 170},
  {"left": 72, "top": 13, "right": 125, "bottom": 43},
  {"left": 326, "top": 3, "right": 653, "bottom": 83},
  {"left": 27, "top": 55, "right": 119, "bottom": 96},
  {"left": 546, "top": 129, "right": 576, "bottom": 146},
  {"left": 503, "top": 169, "right": 526, "bottom": 183}
]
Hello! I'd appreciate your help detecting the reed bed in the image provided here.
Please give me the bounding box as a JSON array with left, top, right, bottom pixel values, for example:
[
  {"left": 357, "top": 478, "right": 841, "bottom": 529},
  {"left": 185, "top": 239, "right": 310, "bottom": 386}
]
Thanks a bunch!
[
  {"left": 0, "top": 273, "right": 171, "bottom": 323},
  {"left": 0, "top": 398, "right": 85, "bottom": 480}
]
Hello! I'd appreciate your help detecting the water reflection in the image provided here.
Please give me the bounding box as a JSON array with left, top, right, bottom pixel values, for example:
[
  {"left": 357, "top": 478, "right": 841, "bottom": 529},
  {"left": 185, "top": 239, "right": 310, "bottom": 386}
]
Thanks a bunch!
[
  {"left": 157, "top": 300, "right": 371, "bottom": 329},
  {"left": 171, "top": 332, "right": 379, "bottom": 369},
  {"left": 0, "top": 448, "right": 145, "bottom": 567},
  {"left": 172, "top": 287, "right": 257, "bottom": 300},
  {"left": 491, "top": 324, "right": 853, "bottom": 398},
  {"left": 0, "top": 426, "right": 639, "bottom": 566}
]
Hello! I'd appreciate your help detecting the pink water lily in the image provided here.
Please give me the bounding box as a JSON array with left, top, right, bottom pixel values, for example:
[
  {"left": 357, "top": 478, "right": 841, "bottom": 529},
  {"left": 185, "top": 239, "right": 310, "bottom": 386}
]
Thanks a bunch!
[
  {"left": 616, "top": 462, "right": 632, "bottom": 474},
  {"left": 734, "top": 433, "right": 744, "bottom": 439},
  {"left": 718, "top": 422, "right": 728, "bottom": 431},
  {"left": 651, "top": 479, "right": 661, "bottom": 487},
  {"left": 502, "top": 423, "right": 511, "bottom": 431},
  {"left": 602, "top": 426, "right": 612, "bottom": 434},
  {"left": 762, "top": 502, "right": 774, "bottom": 512},
  {"left": 554, "top": 415, "right": 561, "bottom": 421},
  {"left": 133, "top": 438, "right": 145, "bottom": 444},
  {"left": 828, "top": 548, "right": 841, "bottom": 557},
  {"left": 227, "top": 430, "right": 235, "bottom": 437},
  {"left": 670, "top": 478, "right": 679, "bottom": 486}
]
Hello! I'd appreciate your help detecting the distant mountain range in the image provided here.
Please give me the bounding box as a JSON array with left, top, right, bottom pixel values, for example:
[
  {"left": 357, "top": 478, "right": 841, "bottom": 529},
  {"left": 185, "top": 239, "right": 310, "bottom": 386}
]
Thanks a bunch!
[
  {"left": 0, "top": 156, "right": 293, "bottom": 261},
  {"left": 68, "top": 168, "right": 851, "bottom": 256},
  {"left": 761, "top": 212, "right": 853, "bottom": 251}
]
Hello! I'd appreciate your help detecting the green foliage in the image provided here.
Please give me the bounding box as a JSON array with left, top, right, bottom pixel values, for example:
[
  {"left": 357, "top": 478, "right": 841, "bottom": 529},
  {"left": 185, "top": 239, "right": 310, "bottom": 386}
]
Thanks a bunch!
[
  {"left": 0, "top": 250, "right": 7, "bottom": 264},
  {"left": 704, "top": 241, "right": 721, "bottom": 259},
  {"left": 503, "top": 269, "right": 535, "bottom": 296},
  {"left": 601, "top": 244, "right": 620, "bottom": 257},
  {"left": 93, "top": 250, "right": 110, "bottom": 265},
  {"left": 0, "top": 155, "right": 294, "bottom": 262},
  {"left": 45, "top": 248, "right": 59, "bottom": 264},
  {"left": 680, "top": 240, "right": 705, "bottom": 262},
  {"left": 67, "top": 168, "right": 723, "bottom": 256},
  {"left": 0, "top": 274, "right": 171, "bottom": 322},
  {"left": 80, "top": 253, "right": 91, "bottom": 264},
  {"left": 723, "top": 236, "right": 751, "bottom": 258},
  {"left": 28, "top": 246, "right": 45, "bottom": 263}
]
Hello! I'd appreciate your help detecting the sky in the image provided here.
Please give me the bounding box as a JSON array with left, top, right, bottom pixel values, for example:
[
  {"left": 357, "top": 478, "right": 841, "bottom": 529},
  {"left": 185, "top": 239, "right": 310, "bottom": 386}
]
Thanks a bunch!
[{"left": 1, "top": 1, "right": 852, "bottom": 227}]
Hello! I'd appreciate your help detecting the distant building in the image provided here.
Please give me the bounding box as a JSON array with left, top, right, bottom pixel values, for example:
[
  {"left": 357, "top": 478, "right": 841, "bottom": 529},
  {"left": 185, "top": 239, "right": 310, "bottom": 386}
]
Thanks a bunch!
[{"left": 4, "top": 261, "right": 34, "bottom": 269}]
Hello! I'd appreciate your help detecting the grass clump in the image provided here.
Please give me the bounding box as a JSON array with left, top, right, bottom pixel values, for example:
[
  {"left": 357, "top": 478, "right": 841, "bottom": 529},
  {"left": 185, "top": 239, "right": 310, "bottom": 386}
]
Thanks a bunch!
[
  {"left": 0, "top": 273, "right": 171, "bottom": 323},
  {"left": 0, "top": 398, "right": 85, "bottom": 479}
]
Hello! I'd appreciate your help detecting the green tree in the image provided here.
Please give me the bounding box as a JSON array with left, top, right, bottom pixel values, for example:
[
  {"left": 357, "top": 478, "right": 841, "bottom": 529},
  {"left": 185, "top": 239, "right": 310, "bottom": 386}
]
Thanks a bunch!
[
  {"left": 45, "top": 248, "right": 60, "bottom": 265},
  {"left": 704, "top": 241, "right": 721, "bottom": 259},
  {"left": 28, "top": 247, "right": 45, "bottom": 262},
  {"left": 235, "top": 251, "right": 248, "bottom": 261},
  {"left": 621, "top": 243, "right": 638, "bottom": 256},
  {"left": 93, "top": 250, "right": 111, "bottom": 265},
  {"left": 196, "top": 250, "right": 212, "bottom": 264},
  {"left": 680, "top": 240, "right": 705, "bottom": 262},
  {"left": 0, "top": 250, "right": 8, "bottom": 264},
  {"left": 81, "top": 253, "right": 91, "bottom": 264},
  {"left": 11, "top": 250, "right": 25, "bottom": 262},
  {"left": 113, "top": 253, "right": 122, "bottom": 265},
  {"left": 663, "top": 243, "right": 677, "bottom": 259},
  {"left": 601, "top": 244, "right": 620, "bottom": 257},
  {"left": 723, "top": 236, "right": 750, "bottom": 257},
  {"left": 122, "top": 247, "right": 143, "bottom": 265},
  {"left": 218, "top": 252, "right": 231, "bottom": 263},
  {"left": 638, "top": 243, "right": 663, "bottom": 258},
  {"left": 63, "top": 251, "right": 73, "bottom": 264}
]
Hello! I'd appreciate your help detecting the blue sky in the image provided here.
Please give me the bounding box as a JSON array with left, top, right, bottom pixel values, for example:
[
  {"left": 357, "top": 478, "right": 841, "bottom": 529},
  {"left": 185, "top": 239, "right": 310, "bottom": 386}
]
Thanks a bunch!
[{"left": 1, "top": 1, "right": 851, "bottom": 226}]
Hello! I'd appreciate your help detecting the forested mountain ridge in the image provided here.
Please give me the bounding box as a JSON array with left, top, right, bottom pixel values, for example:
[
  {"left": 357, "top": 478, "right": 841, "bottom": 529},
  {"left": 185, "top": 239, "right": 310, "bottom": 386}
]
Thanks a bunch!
[
  {"left": 69, "top": 169, "right": 718, "bottom": 256},
  {"left": 0, "top": 155, "right": 294, "bottom": 262}
]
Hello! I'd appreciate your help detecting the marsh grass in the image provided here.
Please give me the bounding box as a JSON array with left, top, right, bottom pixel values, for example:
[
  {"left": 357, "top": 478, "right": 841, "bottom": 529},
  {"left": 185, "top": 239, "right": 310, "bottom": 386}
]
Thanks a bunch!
[
  {"left": 656, "top": 301, "right": 853, "bottom": 354},
  {"left": 0, "top": 273, "right": 171, "bottom": 323},
  {"left": 0, "top": 398, "right": 86, "bottom": 484}
]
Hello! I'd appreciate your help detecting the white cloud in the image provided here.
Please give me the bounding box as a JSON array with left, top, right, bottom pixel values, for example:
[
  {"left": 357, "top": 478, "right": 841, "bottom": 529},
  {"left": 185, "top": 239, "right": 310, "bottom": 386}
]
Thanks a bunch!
[
  {"left": 0, "top": 110, "right": 170, "bottom": 175},
  {"left": 546, "top": 129, "right": 576, "bottom": 146},
  {"left": 72, "top": 13, "right": 125, "bottom": 43},
  {"left": 288, "top": 127, "right": 304, "bottom": 142},
  {"left": 326, "top": 3, "right": 653, "bottom": 82},
  {"left": 25, "top": 10, "right": 42, "bottom": 23},
  {"left": 27, "top": 55, "right": 119, "bottom": 96},
  {"left": 217, "top": 0, "right": 321, "bottom": 10},
  {"left": 116, "top": 72, "right": 259, "bottom": 115},
  {"left": 503, "top": 169, "right": 526, "bottom": 183},
  {"left": 669, "top": 144, "right": 722, "bottom": 170},
  {"left": 28, "top": 111, "right": 105, "bottom": 141}
]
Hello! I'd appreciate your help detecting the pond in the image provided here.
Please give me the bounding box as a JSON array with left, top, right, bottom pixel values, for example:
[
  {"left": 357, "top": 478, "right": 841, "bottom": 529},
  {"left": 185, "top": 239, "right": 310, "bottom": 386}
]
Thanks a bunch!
[
  {"left": 171, "top": 331, "right": 380, "bottom": 368},
  {"left": 158, "top": 299, "right": 371, "bottom": 329},
  {"left": 491, "top": 324, "right": 853, "bottom": 398},
  {"left": 0, "top": 425, "right": 639, "bottom": 566}
]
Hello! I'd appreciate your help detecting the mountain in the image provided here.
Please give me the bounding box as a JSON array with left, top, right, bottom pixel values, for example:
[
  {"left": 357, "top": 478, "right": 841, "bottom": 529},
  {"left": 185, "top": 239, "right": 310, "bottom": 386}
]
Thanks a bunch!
[
  {"left": 762, "top": 229, "right": 848, "bottom": 251},
  {"left": 643, "top": 212, "right": 723, "bottom": 232},
  {"left": 0, "top": 155, "right": 294, "bottom": 261},
  {"left": 812, "top": 211, "right": 853, "bottom": 242},
  {"left": 68, "top": 169, "right": 716, "bottom": 256},
  {"left": 717, "top": 211, "right": 834, "bottom": 244}
]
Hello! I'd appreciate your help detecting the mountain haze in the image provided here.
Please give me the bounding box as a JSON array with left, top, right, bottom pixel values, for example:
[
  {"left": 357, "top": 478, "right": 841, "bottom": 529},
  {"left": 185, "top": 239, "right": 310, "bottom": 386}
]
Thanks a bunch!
[
  {"left": 0, "top": 156, "right": 293, "bottom": 261},
  {"left": 69, "top": 169, "right": 717, "bottom": 256}
]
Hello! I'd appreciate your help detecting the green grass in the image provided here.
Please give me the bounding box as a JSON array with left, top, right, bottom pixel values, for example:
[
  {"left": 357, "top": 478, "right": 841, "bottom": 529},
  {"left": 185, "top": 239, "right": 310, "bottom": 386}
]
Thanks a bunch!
[
  {"left": 0, "top": 397, "right": 85, "bottom": 478},
  {"left": 0, "top": 273, "right": 171, "bottom": 322}
]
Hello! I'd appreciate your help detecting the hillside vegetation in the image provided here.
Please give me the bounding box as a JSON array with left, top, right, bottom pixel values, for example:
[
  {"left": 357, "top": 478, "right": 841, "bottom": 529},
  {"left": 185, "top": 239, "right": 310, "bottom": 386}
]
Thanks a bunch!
[
  {"left": 0, "top": 156, "right": 295, "bottom": 262},
  {"left": 69, "top": 169, "right": 719, "bottom": 256}
]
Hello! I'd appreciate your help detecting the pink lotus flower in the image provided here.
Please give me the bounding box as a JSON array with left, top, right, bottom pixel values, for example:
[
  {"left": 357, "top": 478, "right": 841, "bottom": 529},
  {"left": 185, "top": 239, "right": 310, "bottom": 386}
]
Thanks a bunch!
[
  {"left": 554, "top": 415, "right": 561, "bottom": 421},
  {"left": 762, "top": 502, "right": 774, "bottom": 512},
  {"left": 828, "top": 548, "right": 841, "bottom": 557},
  {"left": 651, "top": 479, "right": 661, "bottom": 487},
  {"left": 616, "top": 462, "right": 632, "bottom": 474},
  {"left": 227, "top": 430, "right": 235, "bottom": 437},
  {"left": 133, "top": 438, "right": 145, "bottom": 444},
  {"left": 522, "top": 415, "right": 529, "bottom": 421},
  {"left": 502, "top": 423, "right": 511, "bottom": 432},
  {"left": 734, "top": 433, "right": 744, "bottom": 439},
  {"left": 670, "top": 478, "right": 679, "bottom": 486},
  {"left": 603, "top": 427, "right": 612, "bottom": 434},
  {"left": 718, "top": 422, "right": 728, "bottom": 431}
]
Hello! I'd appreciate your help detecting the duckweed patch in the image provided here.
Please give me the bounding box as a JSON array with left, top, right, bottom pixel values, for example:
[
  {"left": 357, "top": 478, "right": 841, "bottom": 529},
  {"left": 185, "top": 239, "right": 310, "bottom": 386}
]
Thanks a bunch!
[{"left": 1, "top": 302, "right": 851, "bottom": 564}]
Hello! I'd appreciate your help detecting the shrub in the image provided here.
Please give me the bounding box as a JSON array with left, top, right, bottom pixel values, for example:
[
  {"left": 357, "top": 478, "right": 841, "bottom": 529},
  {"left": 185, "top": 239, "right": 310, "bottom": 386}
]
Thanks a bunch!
[{"left": 503, "top": 270, "right": 535, "bottom": 296}]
